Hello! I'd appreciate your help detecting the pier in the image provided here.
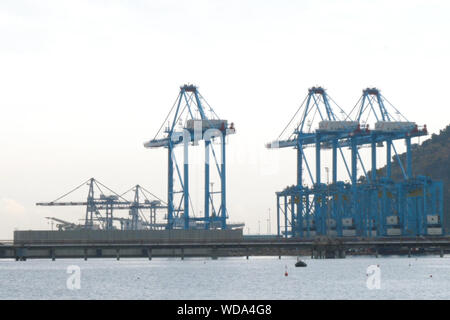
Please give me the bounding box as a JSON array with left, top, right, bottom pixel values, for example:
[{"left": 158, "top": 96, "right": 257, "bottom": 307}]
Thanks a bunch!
[{"left": 1, "top": 236, "right": 449, "bottom": 261}]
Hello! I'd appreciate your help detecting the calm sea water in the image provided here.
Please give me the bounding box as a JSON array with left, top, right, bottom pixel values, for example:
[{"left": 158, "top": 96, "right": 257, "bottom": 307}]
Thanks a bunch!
[{"left": 0, "top": 256, "right": 449, "bottom": 299}]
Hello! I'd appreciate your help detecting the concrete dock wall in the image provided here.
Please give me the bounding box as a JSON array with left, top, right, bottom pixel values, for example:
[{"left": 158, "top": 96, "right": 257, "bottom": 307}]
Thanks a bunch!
[
  {"left": 14, "top": 229, "right": 243, "bottom": 244},
  {"left": 1, "top": 246, "right": 311, "bottom": 260}
]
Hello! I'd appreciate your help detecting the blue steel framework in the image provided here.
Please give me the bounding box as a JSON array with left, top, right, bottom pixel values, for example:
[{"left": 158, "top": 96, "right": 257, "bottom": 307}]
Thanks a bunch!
[
  {"left": 144, "top": 85, "right": 235, "bottom": 230},
  {"left": 268, "top": 87, "right": 444, "bottom": 238}
]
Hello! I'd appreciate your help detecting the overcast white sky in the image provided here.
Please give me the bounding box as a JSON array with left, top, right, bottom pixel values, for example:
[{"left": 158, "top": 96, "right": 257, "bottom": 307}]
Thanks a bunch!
[{"left": 1, "top": 0, "right": 449, "bottom": 238}]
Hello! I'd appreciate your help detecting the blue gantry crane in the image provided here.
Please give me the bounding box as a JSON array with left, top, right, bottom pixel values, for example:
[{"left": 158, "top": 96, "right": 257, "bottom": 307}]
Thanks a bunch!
[
  {"left": 144, "top": 84, "right": 236, "bottom": 230},
  {"left": 347, "top": 88, "right": 444, "bottom": 237},
  {"left": 267, "top": 87, "right": 359, "bottom": 238},
  {"left": 267, "top": 87, "right": 444, "bottom": 238}
]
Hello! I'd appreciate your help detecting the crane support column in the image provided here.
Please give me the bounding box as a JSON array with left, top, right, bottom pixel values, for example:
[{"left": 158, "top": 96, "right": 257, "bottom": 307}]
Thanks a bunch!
[
  {"left": 371, "top": 136, "right": 377, "bottom": 182},
  {"left": 183, "top": 133, "right": 189, "bottom": 230},
  {"left": 406, "top": 136, "right": 412, "bottom": 179},
  {"left": 276, "top": 194, "right": 280, "bottom": 237},
  {"left": 290, "top": 195, "right": 295, "bottom": 237},
  {"left": 204, "top": 140, "right": 210, "bottom": 229},
  {"left": 297, "top": 144, "right": 303, "bottom": 186},
  {"left": 332, "top": 140, "right": 337, "bottom": 184},
  {"left": 220, "top": 133, "right": 227, "bottom": 229},
  {"left": 351, "top": 138, "right": 357, "bottom": 185},
  {"left": 296, "top": 143, "right": 303, "bottom": 237},
  {"left": 351, "top": 138, "right": 358, "bottom": 234},
  {"left": 386, "top": 139, "right": 392, "bottom": 178},
  {"left": 167, "top": 145, "right": 174, "bottom": 229},
  {"left": 316, "top": 137, "right": 321, "bottom": 184},
  {"left": 284, "top": 195, "right": 288, "bottom": 238},
  {"left": 315, "top": 137, "right": 321, "bottom": 235},
  {"left": 85, "top": 178, "right": 95, "bottom": 229}
]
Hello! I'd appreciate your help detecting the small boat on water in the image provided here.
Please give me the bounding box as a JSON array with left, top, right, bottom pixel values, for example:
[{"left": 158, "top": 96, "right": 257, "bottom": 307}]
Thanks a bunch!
[{"left": 295, "top": 259, "right": 307, "bottom": 267}]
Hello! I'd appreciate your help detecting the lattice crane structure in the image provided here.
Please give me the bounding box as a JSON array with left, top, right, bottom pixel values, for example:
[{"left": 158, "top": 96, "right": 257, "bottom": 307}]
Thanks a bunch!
[
  {"left": 267, "top": 87, "right": 443, "bottom": 238},
  {"left": 144, "top": 84, "right": 236, "bottom": 230},
  {"left": 37, "top": 178, "right": 167, "bottom": 230}
]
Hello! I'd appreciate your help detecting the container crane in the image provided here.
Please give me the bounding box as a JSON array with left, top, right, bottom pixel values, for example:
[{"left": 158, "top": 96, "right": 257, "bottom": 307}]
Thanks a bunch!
[
  {"left": 144, "top": 84, "right": 236, "bottom": 230},
  {"left": 346, "top": 88, "right": 443, "bottom": 237},
  {"left": 267, "top": 87, "right": 356, "bottom": 238},
  {"left": 267, "top": 87, "right": 444, "bottom": 238}
]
